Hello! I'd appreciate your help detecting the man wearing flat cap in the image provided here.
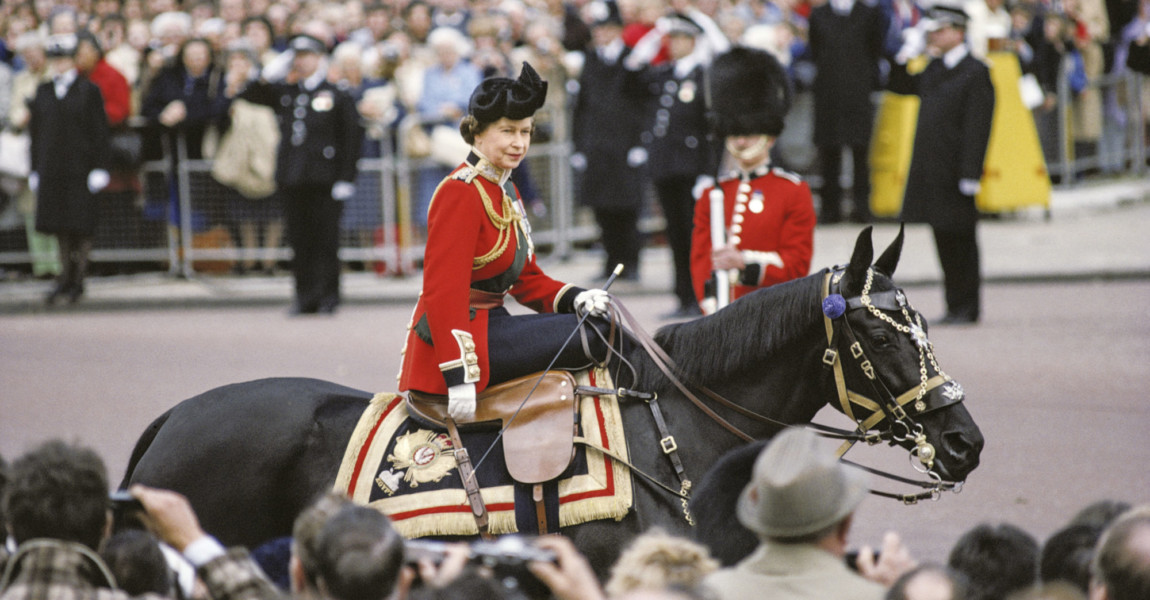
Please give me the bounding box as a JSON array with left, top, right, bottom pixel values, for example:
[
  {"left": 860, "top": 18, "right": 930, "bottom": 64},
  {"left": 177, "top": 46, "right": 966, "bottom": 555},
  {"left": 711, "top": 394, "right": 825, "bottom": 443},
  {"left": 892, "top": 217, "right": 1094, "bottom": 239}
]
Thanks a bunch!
[
  {"left": 704, "top": 427, "right": 917, "bottom": 599},
  {"left": 238, "top": 33, "right": 364, "bottom": 315}
]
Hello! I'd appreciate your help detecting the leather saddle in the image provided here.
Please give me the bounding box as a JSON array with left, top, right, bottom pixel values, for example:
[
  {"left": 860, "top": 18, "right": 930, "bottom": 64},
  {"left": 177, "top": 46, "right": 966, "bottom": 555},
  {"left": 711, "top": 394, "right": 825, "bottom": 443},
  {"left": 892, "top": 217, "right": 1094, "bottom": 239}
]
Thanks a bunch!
[{"left": 406, "top": 370, "right": 579, "bottom": 485}]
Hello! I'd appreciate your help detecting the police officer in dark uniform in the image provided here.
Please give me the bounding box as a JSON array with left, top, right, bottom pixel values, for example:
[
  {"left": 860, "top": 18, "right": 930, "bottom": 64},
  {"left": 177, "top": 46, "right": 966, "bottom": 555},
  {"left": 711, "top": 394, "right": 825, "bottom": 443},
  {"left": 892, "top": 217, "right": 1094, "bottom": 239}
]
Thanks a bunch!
[
  {"left": 572, "top": 0, "right": 646, "bottom": 282},
  {"left": 626, "top": 12, "right": 722, "bottom": 318},
  {"left": 238, "top": 34, "right": 364, "bottom": 314}
]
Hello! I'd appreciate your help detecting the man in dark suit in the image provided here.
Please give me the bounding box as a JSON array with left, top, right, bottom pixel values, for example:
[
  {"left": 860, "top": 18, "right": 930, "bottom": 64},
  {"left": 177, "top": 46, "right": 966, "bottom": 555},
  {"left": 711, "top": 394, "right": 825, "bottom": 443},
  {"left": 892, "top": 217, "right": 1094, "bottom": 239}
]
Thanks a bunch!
[
  {"left": 888, "top": 5, "right": 995, "bottom": 325},
  {"left": 626, "top": 12, "right": 722, "bottom": 318},
  {"left": 29, "top": 33, "right": 110, "bottom": 305},
  {"left": 809, "top": 0, "right": 886, "bottom": 224},
  {"left": 572, "top": 0, "right": 646, "bottom": 282},
  {"left": 239, "top": 34, "right": 364, "bottom": 315}
]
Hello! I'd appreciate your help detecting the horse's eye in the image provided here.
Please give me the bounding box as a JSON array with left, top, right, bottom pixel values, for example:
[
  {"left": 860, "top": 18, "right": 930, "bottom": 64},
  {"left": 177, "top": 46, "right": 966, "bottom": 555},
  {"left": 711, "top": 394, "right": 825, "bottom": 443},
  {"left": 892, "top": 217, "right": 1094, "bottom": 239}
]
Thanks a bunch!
[{"left": 871, "top": 333, "right": 893, "bottom": 348}]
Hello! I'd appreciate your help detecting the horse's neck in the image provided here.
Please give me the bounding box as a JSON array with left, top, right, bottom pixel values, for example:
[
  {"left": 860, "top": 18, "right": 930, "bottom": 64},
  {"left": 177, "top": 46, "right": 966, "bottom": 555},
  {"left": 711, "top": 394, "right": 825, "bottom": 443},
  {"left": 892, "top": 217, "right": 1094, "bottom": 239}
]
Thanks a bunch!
[{"left": 620, "top": 318, "right": 832, "bottom": 472}]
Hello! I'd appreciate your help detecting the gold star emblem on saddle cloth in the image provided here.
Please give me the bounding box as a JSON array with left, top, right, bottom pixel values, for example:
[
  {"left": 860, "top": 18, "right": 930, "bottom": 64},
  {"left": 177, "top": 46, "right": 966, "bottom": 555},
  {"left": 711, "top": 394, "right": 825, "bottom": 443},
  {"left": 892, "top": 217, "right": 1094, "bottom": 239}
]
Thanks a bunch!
[{"left": 385, "top": 430, "right": 457, "bottom": 490}]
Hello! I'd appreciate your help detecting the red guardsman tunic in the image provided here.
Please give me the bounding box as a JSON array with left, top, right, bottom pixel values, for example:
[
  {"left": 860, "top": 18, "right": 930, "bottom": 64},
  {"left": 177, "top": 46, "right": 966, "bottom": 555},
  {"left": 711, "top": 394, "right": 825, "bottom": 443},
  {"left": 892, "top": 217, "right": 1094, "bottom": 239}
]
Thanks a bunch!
[
  {"left": 690, "top": 164, "right": 817, "bottom": 305},
  {"left": 398, "top": 151, "right": 580, "bottom": 394}
]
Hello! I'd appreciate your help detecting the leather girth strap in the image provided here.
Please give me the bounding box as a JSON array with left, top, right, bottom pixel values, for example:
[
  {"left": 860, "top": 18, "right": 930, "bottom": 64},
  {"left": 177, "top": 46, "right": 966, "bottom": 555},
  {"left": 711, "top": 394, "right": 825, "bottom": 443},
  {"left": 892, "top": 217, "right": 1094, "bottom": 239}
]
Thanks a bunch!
[
  {"left": 445, "top": 418, "right": 492, "bottom": 539},
  {"left": 533, "top": 484, "right": 548, "bottom": 534}
]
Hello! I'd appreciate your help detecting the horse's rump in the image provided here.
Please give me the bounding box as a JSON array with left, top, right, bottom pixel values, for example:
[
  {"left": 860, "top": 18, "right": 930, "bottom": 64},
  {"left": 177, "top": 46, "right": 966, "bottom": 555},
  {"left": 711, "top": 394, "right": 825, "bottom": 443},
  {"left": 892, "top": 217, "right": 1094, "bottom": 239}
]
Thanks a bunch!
[{"left": 335, "top": 368, "right": 634, "bottom": 538}]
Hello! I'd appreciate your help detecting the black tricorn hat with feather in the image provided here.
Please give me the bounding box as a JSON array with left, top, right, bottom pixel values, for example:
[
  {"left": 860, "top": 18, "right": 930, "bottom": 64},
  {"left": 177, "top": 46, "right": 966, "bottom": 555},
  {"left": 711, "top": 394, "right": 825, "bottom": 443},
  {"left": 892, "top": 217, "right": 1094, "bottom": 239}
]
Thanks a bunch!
[
  {"left": 707, "top": 47, "right": 792, "bottom": 138},
  {"left": 468, "top": 62, "right": 548, "bottom": 122}
]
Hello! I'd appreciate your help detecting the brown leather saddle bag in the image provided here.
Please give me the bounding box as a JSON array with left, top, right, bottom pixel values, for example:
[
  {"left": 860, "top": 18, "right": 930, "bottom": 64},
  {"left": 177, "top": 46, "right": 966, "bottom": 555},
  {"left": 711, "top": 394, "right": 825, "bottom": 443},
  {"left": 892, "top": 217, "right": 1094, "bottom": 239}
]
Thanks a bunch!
[{"left": 406, "top": 370, "right": 579, "bottom": 484}]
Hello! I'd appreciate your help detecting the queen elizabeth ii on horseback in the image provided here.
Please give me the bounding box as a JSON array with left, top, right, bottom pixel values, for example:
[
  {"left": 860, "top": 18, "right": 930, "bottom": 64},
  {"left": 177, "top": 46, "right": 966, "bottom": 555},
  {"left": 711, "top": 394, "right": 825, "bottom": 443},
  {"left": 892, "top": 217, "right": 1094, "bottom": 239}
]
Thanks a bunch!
[{"left": 397, "top": 62, "right": 613, "bottom": 421}]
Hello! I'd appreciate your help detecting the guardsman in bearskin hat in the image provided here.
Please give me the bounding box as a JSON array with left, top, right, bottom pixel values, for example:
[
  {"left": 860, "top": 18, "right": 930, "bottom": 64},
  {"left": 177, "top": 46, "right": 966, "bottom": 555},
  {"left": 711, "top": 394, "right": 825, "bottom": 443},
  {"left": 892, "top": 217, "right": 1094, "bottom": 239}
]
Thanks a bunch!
[
  {"left": 689, "top": 46, "right": 817, "bottom": 315},
  {"left": 397, "top": 63, "right": 614, "bottom": 421}
]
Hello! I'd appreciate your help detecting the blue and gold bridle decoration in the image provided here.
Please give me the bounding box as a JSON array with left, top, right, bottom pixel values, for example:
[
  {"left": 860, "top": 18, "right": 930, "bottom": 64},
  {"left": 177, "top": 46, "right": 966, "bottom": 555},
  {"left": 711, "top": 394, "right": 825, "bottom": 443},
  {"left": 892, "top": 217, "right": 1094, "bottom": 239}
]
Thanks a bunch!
[{"left": 821, "top": 266, "right": 967, "bottom": 502}]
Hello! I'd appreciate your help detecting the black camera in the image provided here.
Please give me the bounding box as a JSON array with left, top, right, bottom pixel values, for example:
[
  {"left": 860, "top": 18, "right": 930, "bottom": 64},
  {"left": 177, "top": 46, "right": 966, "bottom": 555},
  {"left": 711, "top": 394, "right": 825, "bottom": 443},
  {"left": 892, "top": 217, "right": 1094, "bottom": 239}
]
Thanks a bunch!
[
  {"left": 109, "top": 490, "right": 144, "bottom": 512},
  {"left": 405, "top": 535, "right": 556, "bottom": 600}
]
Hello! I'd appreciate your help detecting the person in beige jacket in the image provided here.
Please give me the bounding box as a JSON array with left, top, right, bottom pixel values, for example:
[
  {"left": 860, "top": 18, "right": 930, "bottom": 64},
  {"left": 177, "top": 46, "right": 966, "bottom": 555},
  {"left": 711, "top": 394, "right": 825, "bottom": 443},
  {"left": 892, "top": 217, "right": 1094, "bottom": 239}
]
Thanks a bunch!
[
  {"left": 7, "top": 32, "right": 58, "bottom": 278},
  {"left": 703, "top": 427, "right": 918, "bottom": 599}
]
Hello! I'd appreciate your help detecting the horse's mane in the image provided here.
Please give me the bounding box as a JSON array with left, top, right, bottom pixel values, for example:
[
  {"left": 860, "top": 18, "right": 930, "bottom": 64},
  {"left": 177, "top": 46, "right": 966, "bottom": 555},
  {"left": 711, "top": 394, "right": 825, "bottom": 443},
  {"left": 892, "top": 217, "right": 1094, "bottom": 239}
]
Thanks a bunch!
[{"left": 633, "top": 269, "right": 828, "bottom": 391}]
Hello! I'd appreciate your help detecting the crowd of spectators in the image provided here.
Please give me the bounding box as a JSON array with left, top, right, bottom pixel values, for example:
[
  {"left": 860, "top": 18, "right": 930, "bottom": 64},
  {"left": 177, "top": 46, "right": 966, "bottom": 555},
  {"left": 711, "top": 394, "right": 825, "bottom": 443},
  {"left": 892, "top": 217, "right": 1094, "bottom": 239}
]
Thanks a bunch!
[
  {"left": 3, "top": 0, "right": 1146, "bottom": 248},
  {"left": 2, "top": 435, "right": 1147, "bottom": 600}
]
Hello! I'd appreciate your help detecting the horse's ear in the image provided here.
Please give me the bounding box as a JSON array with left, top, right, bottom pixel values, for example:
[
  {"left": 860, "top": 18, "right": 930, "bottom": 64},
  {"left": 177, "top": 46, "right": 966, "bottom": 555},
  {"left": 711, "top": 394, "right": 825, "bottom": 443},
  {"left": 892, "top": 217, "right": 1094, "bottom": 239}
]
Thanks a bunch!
[
  {"left": 842, "top": 226, "right": 874, "bottom": 294},
  {"left": 874, "top": 223, "right": 905, "bottom": 278}
]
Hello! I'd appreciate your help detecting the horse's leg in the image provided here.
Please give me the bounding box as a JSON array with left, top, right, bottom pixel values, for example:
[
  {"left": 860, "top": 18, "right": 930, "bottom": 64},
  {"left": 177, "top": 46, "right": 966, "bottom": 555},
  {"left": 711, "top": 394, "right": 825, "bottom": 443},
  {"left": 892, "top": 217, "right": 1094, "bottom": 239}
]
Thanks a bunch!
[{"left": 563, "top": 514, "right": 644, "bottom": 582}]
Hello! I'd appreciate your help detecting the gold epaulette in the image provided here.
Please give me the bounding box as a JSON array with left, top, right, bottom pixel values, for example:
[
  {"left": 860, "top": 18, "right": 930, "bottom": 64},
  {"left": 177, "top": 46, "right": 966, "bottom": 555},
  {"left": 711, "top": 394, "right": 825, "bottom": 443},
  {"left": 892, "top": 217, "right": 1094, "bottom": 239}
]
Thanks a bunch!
[{"left": 451, "top": 166, "right": 479, "bottom": 184}]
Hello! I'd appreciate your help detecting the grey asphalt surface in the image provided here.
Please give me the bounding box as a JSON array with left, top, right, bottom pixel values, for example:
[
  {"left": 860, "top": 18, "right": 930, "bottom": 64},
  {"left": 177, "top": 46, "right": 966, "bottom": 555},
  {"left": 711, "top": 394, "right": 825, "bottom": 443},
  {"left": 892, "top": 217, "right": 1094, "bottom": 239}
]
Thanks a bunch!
[
  {"left": 1, "top": 177, "right": 1148, "bottom": 312},
  {"left": 0, "top": 178, "right": 1148, "bottom": 566}
]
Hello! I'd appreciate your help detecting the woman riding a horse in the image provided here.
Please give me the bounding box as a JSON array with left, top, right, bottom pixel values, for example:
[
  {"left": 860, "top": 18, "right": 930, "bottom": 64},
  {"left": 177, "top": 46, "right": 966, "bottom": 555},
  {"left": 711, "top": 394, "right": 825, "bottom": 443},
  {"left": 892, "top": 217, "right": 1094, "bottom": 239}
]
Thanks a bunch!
[{"left": 397, "top": 62, "right": 614, "bottom": 422}]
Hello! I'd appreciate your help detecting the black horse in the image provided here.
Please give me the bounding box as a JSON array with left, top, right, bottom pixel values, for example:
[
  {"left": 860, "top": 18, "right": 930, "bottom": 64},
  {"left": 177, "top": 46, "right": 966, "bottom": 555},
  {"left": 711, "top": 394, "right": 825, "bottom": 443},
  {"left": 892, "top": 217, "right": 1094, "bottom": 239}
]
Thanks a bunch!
[{"left": 121, "top": 227, "right": 983, "bottom": 574}]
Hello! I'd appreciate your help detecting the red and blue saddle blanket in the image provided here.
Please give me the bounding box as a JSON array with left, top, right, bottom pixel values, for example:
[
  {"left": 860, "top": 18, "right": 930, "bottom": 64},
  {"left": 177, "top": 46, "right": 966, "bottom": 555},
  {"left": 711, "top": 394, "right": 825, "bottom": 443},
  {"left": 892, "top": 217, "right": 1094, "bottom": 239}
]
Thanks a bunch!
[{"left": 334, "top": 368, "right": 633, "bottom": 538}]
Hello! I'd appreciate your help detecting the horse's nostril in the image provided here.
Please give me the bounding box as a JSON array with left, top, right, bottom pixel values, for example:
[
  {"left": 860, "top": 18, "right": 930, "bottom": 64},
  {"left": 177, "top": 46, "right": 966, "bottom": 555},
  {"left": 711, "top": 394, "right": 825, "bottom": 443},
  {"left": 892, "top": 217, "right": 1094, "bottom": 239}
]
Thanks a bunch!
[{"left": 943, "top": 430, "right": 984, "bottom": 465}]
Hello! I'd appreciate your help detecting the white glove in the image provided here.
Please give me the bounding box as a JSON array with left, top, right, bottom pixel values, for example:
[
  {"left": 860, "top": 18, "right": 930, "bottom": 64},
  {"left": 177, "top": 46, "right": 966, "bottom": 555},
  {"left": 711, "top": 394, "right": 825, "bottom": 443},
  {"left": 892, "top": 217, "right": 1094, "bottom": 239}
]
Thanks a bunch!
[
  {"left": 574, "top": 288, "right": 611, "bottom": 318},
  {"left": 448, "top": 383, "right": 477, "bottom": 421},
  {"left": 88, "top": 169, "right": 110, "bottom": 193},
  {"left": 896, "top": 25, "right": 927, "bottom": 64},
  {"left": 261, "top": 49, "right": 294, "bottom": 82},
  {"left": 331, "top": 181, "right": 355, "bottom": 200},
  {"left": 958, "top": 178, "right": 981, "bottom": 196},
  {"left": 28, "top": 172, "right": 38, "bottom": 192}
]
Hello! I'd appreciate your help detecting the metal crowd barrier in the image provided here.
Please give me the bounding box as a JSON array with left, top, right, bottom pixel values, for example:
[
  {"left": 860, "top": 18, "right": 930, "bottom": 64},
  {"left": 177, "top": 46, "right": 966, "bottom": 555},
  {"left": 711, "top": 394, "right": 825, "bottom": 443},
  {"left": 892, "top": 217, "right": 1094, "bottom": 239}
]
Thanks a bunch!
[{"left": 0, "top": 69, "right": 1146, "bottom": 276}]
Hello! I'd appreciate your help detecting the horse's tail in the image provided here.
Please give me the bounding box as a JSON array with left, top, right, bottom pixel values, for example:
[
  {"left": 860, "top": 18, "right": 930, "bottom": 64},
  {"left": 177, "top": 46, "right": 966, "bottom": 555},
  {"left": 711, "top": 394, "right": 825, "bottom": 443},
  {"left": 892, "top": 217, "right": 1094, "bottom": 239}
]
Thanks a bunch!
[{"left": 117, "top": 408, "right": 174, "bottom": 490}]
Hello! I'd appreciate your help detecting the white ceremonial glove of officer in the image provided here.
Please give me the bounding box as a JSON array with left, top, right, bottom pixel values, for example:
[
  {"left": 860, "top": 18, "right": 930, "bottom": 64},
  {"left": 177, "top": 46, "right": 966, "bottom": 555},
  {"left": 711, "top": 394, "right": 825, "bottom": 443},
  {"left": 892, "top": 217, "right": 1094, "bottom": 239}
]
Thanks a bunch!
[
  {"left": 331, "top": 181, "right": 356, "bottom": 201},
  {"left": 28, "top": 172, "right": 38, "bottom": 192},
  {"left": 88, "top": 169, "right": 110, "bottom": 194},
  {"left": 958, "top": 178, "right": 982, "bottom": 196},
  {"left": 260, "top": 49, "right": 294, "bottom": 82},
  {"left": 896, "top": 25, "right": 927, "bottom": 64},
  {"left": 574, "top": 288, "right": 611, "bottom": 318},
  {"left": 448, "top": 383, "right": 477, "bottom": 421}
]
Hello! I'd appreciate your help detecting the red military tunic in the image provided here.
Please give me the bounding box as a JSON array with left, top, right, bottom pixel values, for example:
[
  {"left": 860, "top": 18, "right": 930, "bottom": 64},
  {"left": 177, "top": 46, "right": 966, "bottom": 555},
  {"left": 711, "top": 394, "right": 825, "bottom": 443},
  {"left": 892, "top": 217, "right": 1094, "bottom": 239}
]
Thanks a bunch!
[
  {"left": 690, "top": 164, "right": 817, "bottom": 305},
  {"left": 398, "top": 151, "right": 579, "bottom": 394}
]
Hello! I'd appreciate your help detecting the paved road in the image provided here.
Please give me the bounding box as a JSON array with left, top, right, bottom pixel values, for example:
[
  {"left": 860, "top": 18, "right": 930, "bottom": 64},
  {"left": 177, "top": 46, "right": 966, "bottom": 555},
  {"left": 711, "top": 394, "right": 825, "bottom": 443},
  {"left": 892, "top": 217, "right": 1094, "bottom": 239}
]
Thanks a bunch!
[
  {"left": 1, "top": 178, "right": 1148, "bottom": 312},
  {"left": 2, "top": 278, "right": 1147, "bottom": 564}
]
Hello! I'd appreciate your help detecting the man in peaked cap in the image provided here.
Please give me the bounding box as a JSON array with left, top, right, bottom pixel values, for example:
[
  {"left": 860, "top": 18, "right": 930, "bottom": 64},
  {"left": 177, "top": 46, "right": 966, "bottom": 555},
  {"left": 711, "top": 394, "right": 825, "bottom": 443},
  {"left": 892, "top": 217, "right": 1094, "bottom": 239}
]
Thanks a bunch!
[
  {"left": 625, "top": 10, "right": 725, "bottom": 319},
  {"left": 889, "top": 1, "right": 994, "bottom": 326},
  {"left": 238, "top": 32, "right": 364, "bottom": 315},
  {"left": 572, "top": 0, "right": 646, "bottom": 283},
  {"left": 30, "top": 32, "right": 111, "bottom": 305},
  {"left": 689, "top": 47, "right": 816, "bottom": 315},
  {"left": 704, "top": 427, "right": 918, "bottom": 599}
]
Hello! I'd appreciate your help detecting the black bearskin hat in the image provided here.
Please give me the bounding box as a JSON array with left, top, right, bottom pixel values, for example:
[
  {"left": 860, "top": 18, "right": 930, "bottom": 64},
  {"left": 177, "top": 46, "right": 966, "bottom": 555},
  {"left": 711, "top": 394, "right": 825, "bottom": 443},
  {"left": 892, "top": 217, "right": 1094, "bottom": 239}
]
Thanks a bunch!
[
  {"left": 468, "top": 62, "right": 548, "bottom": 123},
  {"left": 707, "top": 47, "right": 792, "bottom": 137}
]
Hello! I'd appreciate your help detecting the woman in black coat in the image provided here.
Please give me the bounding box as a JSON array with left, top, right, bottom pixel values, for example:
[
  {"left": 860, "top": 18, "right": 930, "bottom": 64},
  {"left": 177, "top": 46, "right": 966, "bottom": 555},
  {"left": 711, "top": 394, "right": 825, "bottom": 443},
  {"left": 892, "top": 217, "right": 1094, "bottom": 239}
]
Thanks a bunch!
[{"left": 30, "top": 34, "right": 111, "bottom": 304}]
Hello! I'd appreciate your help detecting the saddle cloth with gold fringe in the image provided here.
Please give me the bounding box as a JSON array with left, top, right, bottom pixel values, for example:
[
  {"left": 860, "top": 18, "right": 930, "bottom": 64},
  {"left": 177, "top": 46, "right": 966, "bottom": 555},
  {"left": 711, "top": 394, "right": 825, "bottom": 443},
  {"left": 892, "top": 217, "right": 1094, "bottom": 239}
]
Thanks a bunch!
[{"left": 334, "top": 368, "right": 633, "bottom": 538}]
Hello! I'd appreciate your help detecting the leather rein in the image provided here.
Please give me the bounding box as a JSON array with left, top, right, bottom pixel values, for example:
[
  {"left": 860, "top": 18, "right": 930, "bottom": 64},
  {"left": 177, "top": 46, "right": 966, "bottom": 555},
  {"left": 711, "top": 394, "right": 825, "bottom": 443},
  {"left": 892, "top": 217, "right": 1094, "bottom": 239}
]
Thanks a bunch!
[{"left": 577, "top": 267, "right": 967, "bottom": 522}]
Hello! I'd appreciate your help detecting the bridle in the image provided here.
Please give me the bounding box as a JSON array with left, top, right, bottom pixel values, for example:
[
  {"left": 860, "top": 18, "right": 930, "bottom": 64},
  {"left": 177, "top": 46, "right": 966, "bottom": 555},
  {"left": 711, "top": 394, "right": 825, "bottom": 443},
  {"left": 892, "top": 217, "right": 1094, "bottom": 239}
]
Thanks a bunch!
[
  {"left": 819, "top": 266, "right": 968, "bottom": 502},
  {"left": 577, "top": 266, "right": 969, "bottom": 523}
]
